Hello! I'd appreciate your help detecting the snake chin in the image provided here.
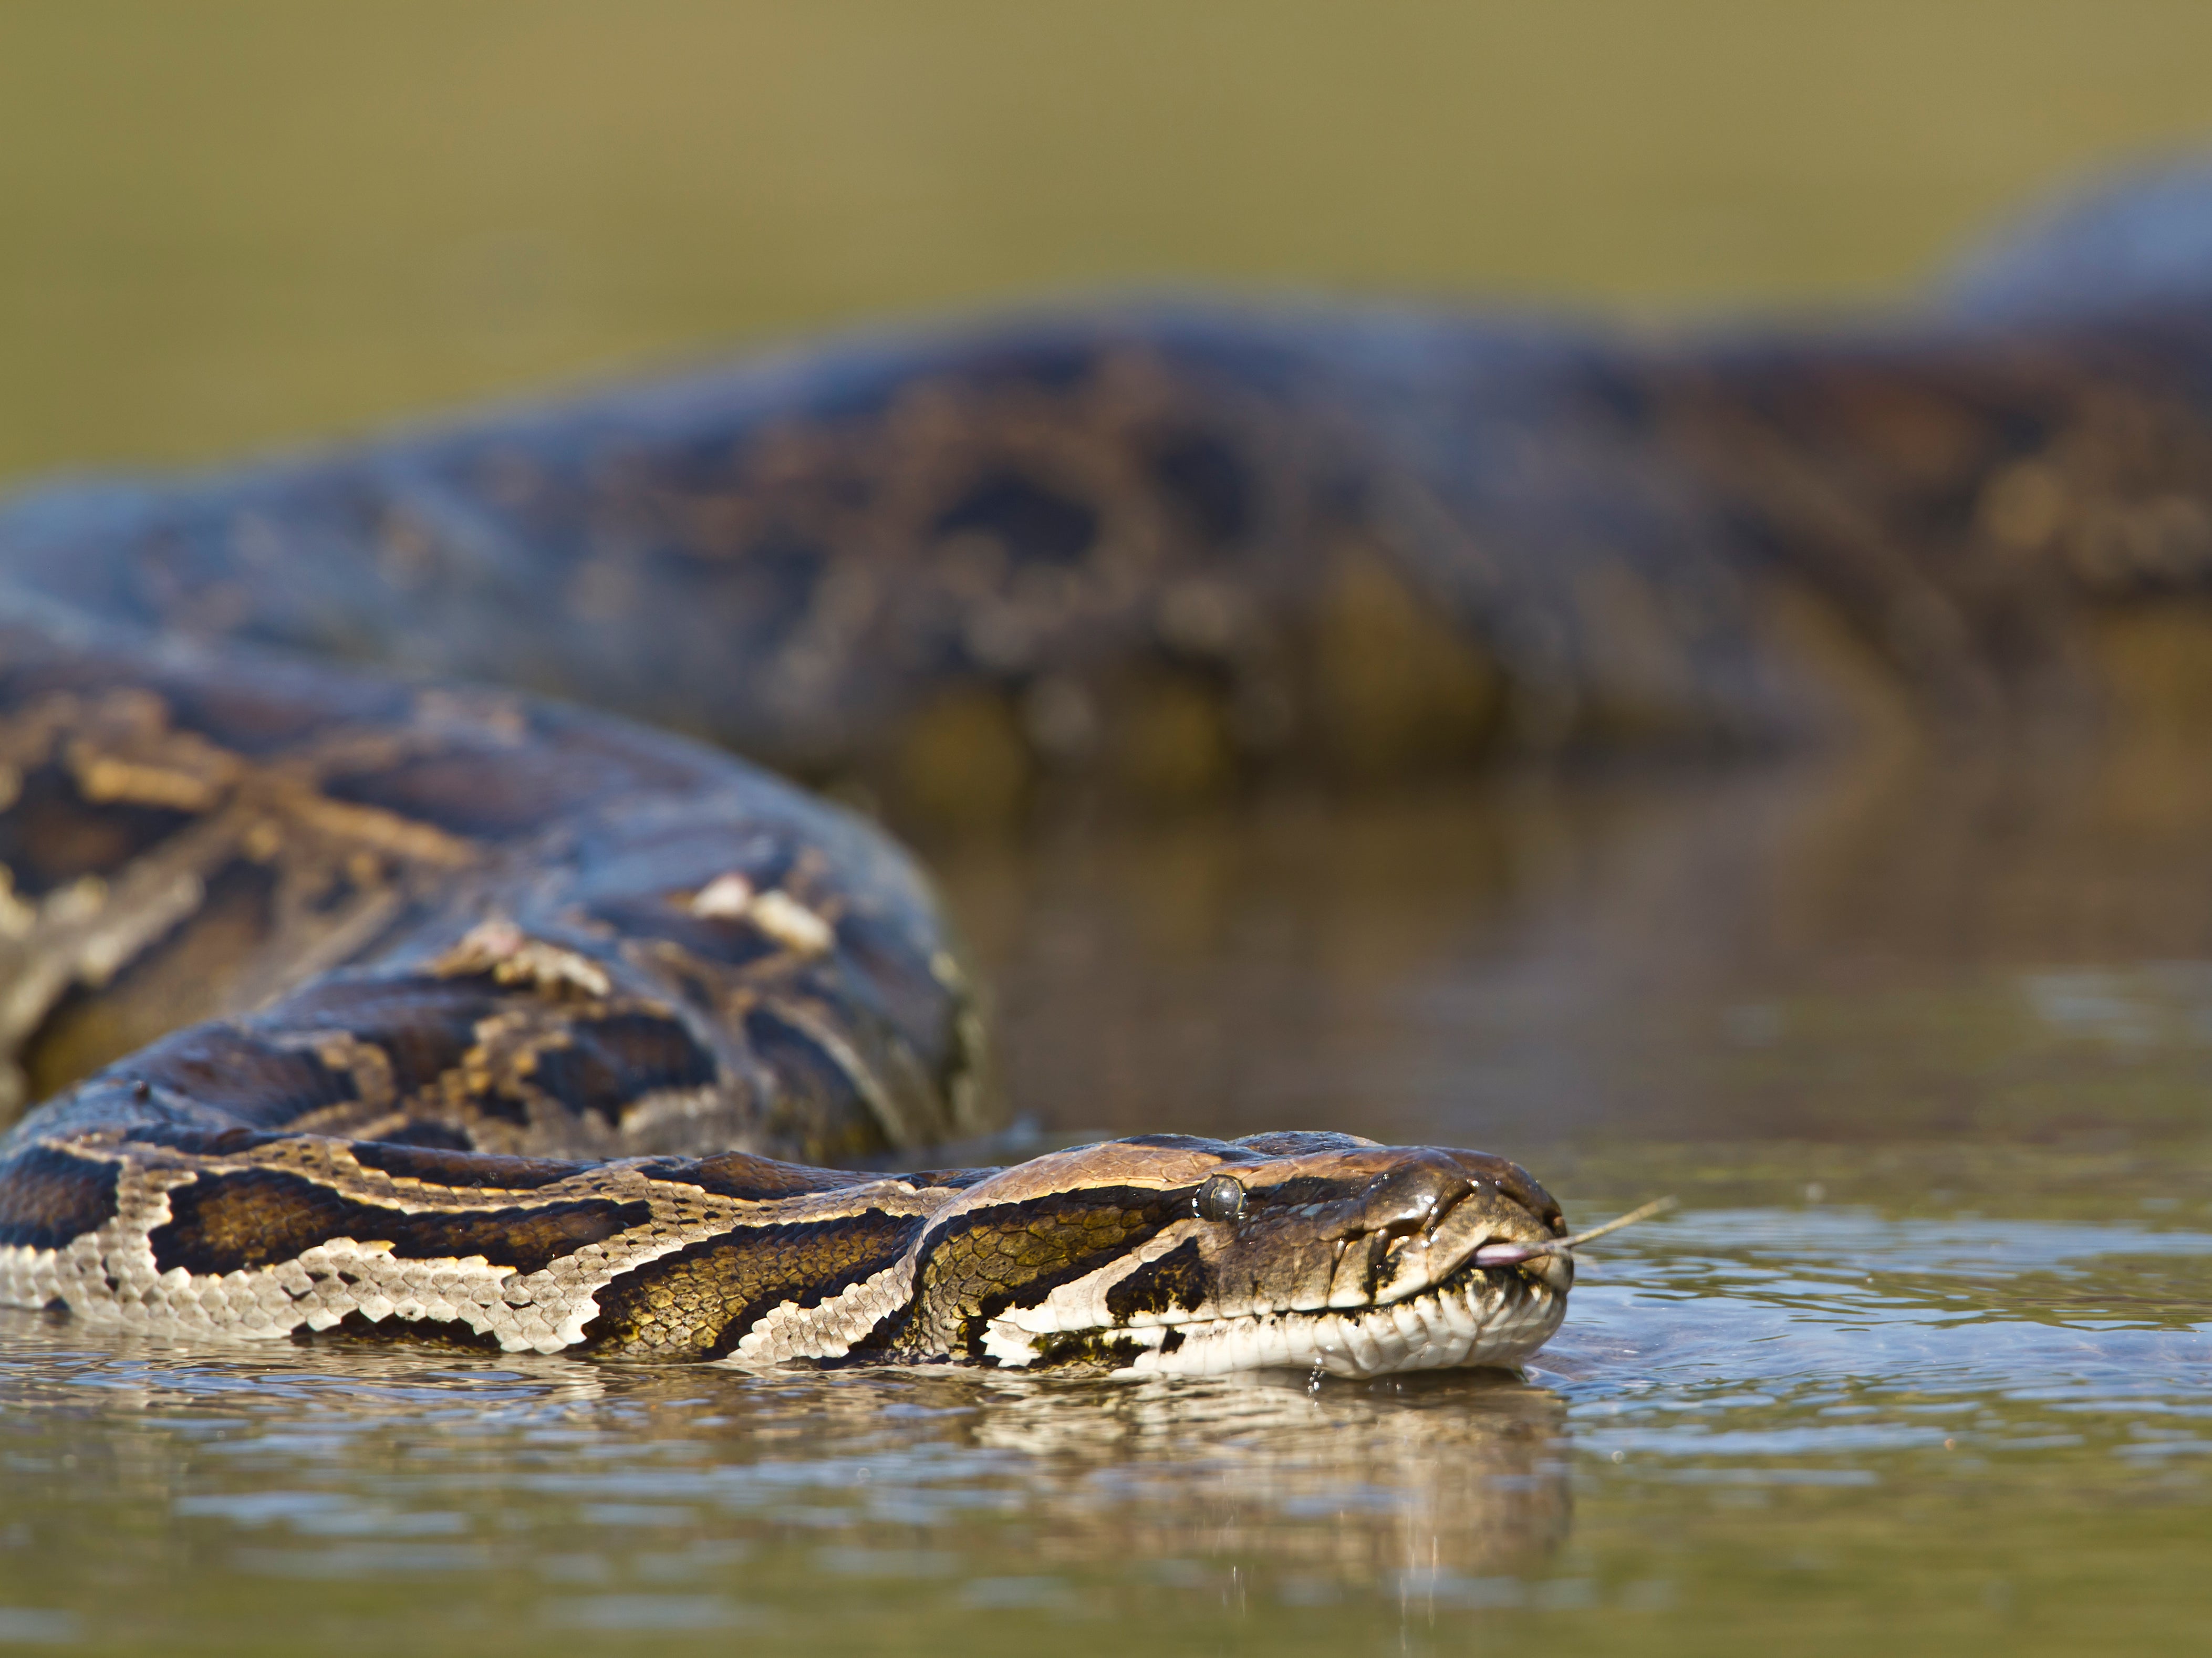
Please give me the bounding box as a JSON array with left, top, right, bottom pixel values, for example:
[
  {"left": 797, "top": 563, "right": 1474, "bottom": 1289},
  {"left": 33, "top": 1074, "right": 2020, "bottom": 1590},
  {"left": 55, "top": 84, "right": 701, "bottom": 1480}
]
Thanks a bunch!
[{"left": 993, "top": 1259, "right": 1569, "bottom": 1380}]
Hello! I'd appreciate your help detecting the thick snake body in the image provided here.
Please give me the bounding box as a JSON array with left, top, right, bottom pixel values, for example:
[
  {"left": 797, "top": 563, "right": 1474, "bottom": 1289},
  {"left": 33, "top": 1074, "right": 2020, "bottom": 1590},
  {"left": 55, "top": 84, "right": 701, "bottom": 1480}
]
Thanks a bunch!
[{"left": 0, "top": 162, "right": 2207, "bottom": 1373}]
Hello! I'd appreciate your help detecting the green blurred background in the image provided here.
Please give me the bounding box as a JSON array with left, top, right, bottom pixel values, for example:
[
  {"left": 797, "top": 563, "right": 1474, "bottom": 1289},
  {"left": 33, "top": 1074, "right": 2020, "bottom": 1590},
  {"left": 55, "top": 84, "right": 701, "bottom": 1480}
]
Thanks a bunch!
[{"left": 4, "top": 0, "right": 2210, "bottom": 487}]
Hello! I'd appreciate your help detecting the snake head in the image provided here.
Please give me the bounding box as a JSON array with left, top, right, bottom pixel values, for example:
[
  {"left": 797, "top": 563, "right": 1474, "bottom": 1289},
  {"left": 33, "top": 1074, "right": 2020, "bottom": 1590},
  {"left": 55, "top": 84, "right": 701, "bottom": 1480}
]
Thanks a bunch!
[{"left": 892, "top": 1131, "right": 1571, "bottom": 1378}]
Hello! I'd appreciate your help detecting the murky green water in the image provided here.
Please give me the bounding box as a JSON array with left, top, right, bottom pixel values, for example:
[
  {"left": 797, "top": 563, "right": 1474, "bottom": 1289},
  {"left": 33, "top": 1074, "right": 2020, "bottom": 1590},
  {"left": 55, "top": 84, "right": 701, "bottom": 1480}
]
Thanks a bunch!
[{"left": 4, "top": 755, "right": 2212, "bottom": 1653}]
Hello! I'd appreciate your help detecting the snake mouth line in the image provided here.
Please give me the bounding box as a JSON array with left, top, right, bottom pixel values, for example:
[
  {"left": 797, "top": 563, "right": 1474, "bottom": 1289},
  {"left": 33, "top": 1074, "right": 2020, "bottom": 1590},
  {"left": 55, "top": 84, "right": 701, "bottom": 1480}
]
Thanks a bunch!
[
  {"left": 1031, "top": 1273, "right": 1566, "bottom": 1379},
  {"left": 1006, "top": 1242, "right": 1571, "bottom": 1380}
]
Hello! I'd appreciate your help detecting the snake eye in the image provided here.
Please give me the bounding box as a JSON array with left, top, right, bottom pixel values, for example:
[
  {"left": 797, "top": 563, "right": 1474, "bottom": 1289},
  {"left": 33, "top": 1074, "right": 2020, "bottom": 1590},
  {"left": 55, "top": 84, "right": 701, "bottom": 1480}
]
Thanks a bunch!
[{"left": 1194, "top": 1174, "right": 1247, "bottom": 1223}]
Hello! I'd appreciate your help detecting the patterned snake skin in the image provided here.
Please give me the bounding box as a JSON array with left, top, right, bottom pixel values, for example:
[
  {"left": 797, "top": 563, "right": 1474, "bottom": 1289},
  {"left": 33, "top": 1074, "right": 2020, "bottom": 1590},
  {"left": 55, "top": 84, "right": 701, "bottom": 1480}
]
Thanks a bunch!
[{"left": 0, "top": 162, "right": 2207, "bottom": 1375}]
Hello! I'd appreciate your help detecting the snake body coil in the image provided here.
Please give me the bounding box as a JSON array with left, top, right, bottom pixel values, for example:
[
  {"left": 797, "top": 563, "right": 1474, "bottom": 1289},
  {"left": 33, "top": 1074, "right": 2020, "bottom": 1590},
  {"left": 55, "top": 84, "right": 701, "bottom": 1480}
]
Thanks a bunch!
[{"left": 0, "top": 162, "right": 2209, "bottom": 1373}]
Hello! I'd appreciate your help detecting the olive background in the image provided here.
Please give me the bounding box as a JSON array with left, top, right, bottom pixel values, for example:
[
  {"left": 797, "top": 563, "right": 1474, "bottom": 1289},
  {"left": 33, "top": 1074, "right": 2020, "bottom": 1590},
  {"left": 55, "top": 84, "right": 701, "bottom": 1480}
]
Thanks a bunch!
[{"left": 5, "top": 1, "right": 2210, "bottom": 487}]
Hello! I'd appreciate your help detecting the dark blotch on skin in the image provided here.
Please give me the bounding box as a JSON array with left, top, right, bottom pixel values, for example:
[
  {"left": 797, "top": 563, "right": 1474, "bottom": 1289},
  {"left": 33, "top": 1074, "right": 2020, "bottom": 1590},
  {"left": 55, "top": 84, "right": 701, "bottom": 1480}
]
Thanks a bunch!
[
  {"left": 148, "top": 1169, "right": 648, "bottom": 1277},
  {"left": 743, "top": 1008, "right": 868, "bottom": 1129},
  {"left": 0, "top": 1146, "right": 121, "bottom": 1250},
  {"left": 22, "top": 858, "right": 278, "bottom": 1100},
  {"left": 319, "top": 747, "right": 596, "bottom": 841},
  {"left": 293, "top": 1309, "right": 509, "bottom": 1352},
  {"left": 279, "top": 977, "right": 496, "bottom": 1096},
  {"left": 0, "top": 763, "right": 199, "bottom": 899},
  {"left": 363, "top": 1120, "right": 477, "bottom": 1153},
  {"left": 1231, "top": 1131, "right": 1376, "bottom": 1158},
  {"left": 1103, "top": 1236, "right": 1214, "bottom": 1321},
  {"left": 161, "top": 675, "right": 408, "bottom": 757},
  {"left": 934, "top": 473, "right": 1098, "bottom": 566},
  {"left": 901, "top": 1167, "right": 995, "bottom": 1191},
  {"left": 1151, "top": 431, "right": 1251, "bottom": 547},
  {"left": 1031, "top": 1331, "right": 1146, "bottom": 1370},
  {"left": 346, "top": 1140, "right": 586, "bottom": 1191},
  {"left": 527, "top": 1012, "right": 719, "bottom": 1126},
  {"left": 582, "top": 1212, "right": 927, "bottom": 1360},
  {"left": 122, "top": 1122, "right": 284, "bottom": 1158},
  {"left": 829, "top": 911, "right": 952, "bottom": 1063},
  {"left": 716, "top": 536, "right": 824, "bottom": 651},
  {"left": 1119, "top": 1133, "right": 1242, "bottom": 1155},
  {"left": 859, "top": 1186, "right": 1180, "bottom": 1362},
  {"left": 132, "top": 1026, "right": 358, "bottom": 1128},
  {"left": 637, "top": 1150, "right": 871, "bottom": 1202}
]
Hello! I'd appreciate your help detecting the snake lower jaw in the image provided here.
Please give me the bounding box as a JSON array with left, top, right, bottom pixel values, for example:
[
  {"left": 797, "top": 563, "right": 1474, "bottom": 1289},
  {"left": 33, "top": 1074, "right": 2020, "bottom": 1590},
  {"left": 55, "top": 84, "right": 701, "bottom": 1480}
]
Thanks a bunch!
[{"left": 990, "top": 1258, "right": 1571, "bottom": 1381}]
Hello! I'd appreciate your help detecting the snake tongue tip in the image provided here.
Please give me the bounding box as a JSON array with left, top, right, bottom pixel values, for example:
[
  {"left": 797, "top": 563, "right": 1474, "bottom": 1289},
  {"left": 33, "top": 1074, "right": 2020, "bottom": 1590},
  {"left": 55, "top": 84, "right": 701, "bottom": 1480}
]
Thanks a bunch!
[{"left": 1471, "top": 1195, "right": 1680, "bottom": 1268}]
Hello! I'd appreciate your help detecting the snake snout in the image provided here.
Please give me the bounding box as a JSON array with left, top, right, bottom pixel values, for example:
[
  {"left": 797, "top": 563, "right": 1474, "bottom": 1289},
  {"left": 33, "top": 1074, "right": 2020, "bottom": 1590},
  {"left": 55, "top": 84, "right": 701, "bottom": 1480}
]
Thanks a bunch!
[
  {"left": 1420, "top": 1179, "right": 1571, "bottom": 1295},
  {"left": 1339, "top": 1153, "right": 1570, "bottom": 1306},
  {"left": 1361, "top": 1159, "right": 1474, "bottom": 1240},
  {"left": 1514, "top": 1239, "right": 1573, "bottom": 1296}
]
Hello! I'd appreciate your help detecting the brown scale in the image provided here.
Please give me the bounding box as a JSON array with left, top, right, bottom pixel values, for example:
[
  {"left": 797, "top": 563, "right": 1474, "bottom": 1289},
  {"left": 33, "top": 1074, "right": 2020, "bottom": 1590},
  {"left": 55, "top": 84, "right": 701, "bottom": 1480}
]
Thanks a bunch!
[
  {"left": 875, "top": 1186, "right": 1185, "bottom": 1361},
  {"left": 146, "top": 1169, "right": 652, "bottom": 1278},
  {"left": 0, "top": 1145, "right": 120, "bottom": 1250},
  {"left": 580, "top": 1211, "right": 930, "bottom": 1361}
]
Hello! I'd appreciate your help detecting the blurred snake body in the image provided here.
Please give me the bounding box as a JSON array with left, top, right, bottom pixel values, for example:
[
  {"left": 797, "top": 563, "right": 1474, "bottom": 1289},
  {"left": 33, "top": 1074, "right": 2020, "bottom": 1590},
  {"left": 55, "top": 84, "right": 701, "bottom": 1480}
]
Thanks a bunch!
[{"left": 0, "top": 162, "right": 2209, "bottom": 1372}]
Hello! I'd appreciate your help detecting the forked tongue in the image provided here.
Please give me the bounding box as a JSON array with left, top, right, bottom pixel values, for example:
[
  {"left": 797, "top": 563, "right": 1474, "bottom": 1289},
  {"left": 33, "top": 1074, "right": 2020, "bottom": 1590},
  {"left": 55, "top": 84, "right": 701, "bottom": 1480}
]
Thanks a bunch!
[{"left": 1470, "top": 1195, "right": 1678, "bottom": 1267}]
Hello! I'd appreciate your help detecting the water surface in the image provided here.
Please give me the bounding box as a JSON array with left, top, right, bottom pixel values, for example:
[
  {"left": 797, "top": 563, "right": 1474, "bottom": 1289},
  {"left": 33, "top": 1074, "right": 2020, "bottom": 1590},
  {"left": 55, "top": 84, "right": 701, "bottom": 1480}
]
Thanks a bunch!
[{"left": 6, "top": 751, "right": 2212, "bottom": 1654}]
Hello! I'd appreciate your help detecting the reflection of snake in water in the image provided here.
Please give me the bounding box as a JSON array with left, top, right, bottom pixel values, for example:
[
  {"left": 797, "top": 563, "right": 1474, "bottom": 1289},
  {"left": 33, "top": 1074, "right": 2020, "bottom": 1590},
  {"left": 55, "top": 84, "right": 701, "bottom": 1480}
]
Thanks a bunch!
[{"left": 0, "top": 162, "right": 2207, "bottom": 1374}]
